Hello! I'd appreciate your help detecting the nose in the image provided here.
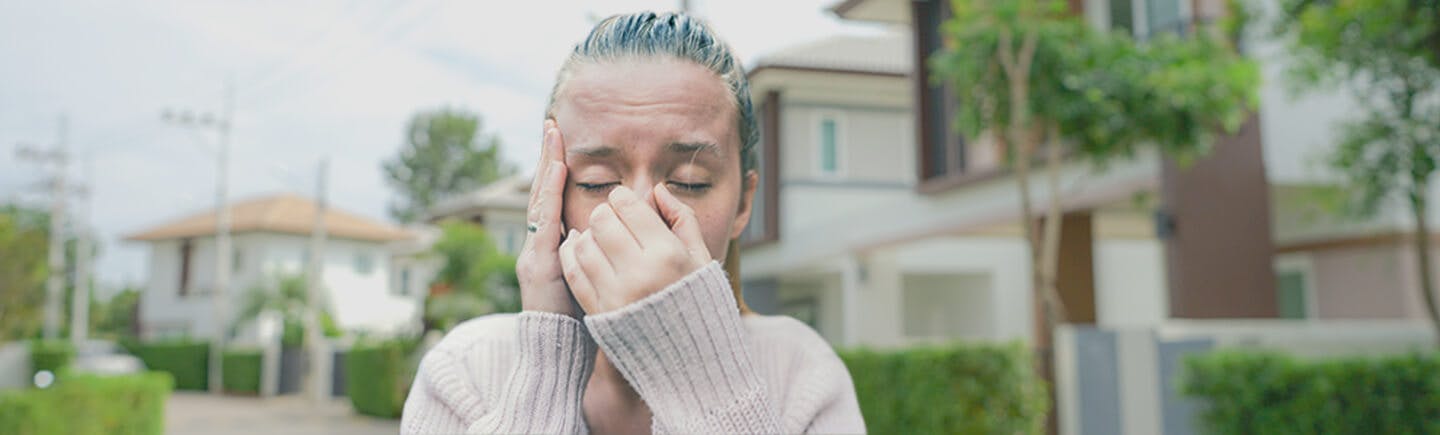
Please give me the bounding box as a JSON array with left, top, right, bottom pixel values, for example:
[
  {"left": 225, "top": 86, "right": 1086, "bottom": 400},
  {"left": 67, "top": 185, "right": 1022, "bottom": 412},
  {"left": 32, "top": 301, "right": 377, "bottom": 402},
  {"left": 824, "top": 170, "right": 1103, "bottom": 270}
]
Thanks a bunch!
[{"left": 623, "top": 176, "right": 661, "bottom": 211}]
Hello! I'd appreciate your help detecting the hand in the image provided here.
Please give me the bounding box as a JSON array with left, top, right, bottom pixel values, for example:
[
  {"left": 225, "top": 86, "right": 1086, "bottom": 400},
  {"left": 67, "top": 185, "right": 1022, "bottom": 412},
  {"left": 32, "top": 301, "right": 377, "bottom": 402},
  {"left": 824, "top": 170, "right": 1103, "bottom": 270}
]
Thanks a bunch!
[
  {"left": 516, "top": 120, "right": 579, "bottom": 317},
  {"left": 558, "top": 184, "right": 712, "bottom": 314}
]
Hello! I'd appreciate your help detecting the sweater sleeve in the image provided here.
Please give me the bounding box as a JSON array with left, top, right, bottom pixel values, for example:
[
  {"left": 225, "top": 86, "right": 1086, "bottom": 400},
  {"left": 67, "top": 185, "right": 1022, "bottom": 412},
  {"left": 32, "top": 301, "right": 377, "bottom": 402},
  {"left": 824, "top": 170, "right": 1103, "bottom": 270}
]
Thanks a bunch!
[
  {"left": 401, "top": 312, "right": 598, "bottom": 434},
  {"left": 583, "top": 261, "right": 784, "bottom": 434}
]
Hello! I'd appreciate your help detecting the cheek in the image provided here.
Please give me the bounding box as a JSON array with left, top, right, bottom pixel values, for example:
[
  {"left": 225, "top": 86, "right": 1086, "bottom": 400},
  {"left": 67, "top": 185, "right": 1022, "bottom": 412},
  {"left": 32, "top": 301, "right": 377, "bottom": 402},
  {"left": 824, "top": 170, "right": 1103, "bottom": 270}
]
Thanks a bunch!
[
  {"left": 684, "top": 196, "right": 740, "bottom": 262},
  {"left": 562, "top": 195, "right": 605, "bottom": 232}
]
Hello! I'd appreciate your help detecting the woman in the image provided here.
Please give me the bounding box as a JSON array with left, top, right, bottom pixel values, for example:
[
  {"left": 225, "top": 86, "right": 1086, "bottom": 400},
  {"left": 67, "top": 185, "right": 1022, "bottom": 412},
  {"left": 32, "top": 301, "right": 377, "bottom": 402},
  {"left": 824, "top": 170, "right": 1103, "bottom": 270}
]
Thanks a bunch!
[{"left": 401, "top": 12, "right": 865, "bottom": 434}]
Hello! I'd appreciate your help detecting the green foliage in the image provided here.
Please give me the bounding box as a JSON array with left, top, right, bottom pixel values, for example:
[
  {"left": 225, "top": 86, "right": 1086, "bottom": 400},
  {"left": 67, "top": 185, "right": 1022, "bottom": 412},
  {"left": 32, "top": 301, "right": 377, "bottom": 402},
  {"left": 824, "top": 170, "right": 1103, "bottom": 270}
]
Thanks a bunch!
[
  {"left": 383, "top": 107, "right": 515, "bottom": 223},
  {"left": 28, "top": 340, "right": 75, "bottom": 378},
  {"left": 0, "top": 204, "right": 51, "bottom": 341},
  {"left": 94, "top": 288, "right": 140, "bottom": 340},
  {"left": 1272, "top": 0, "right": 1440, "bottom": 216},
  {"left": 1182, "top": 350, "right": 1440, "bottom": 434},
  {"left": 234, "top": 274, "right": 341, "bottom": 347},
  {"left": 0, "top": 371, "right": 173, "bottom": 435},
  {"left": 221, "top": 348, "right": 262, "bottom": 394},
  {"left": 345, "top": 338, "right": 420, "bottom": 419},
  {"left": 930, "top": 0, "right": 1259, "bottom": 167},
  {"left": 425, "top": 222, "right": 519, "bottom": 330},
  {"left": 124, "top": 339, "right": 210, "bottom": 391},
  {"left": 837, "top": 342, "right": 1049, "bottom": 434}
]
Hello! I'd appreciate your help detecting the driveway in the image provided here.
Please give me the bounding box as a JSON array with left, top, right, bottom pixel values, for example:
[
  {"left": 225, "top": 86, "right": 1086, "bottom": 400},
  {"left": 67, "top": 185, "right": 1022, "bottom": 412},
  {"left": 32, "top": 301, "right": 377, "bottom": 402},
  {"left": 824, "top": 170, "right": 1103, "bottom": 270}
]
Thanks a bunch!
[{"left": 165, "top": 392, "right": 399, "bottom": 435}]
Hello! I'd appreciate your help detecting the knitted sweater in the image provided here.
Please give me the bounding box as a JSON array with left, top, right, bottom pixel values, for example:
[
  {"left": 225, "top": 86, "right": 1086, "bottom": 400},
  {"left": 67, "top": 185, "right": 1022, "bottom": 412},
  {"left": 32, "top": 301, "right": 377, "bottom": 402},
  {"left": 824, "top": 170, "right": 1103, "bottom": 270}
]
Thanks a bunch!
[{"left": 400, "top": 261, "right": 866, "bottom": 434}]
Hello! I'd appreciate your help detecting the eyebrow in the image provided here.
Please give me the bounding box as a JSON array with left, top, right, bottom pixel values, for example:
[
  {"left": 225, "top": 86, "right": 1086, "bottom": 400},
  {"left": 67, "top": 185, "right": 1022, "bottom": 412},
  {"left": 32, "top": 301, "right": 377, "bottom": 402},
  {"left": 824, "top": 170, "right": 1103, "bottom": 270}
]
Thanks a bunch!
[{"left": 566, "top": 142, "right": 722, "bottom": 159}]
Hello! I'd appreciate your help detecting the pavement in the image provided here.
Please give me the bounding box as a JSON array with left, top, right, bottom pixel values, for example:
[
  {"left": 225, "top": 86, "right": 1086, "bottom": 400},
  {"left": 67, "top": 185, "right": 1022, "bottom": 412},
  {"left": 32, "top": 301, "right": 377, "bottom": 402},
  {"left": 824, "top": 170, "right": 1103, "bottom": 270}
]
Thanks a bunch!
[{"left": 165, "top": 392, "right": 399, "bottom": 435}]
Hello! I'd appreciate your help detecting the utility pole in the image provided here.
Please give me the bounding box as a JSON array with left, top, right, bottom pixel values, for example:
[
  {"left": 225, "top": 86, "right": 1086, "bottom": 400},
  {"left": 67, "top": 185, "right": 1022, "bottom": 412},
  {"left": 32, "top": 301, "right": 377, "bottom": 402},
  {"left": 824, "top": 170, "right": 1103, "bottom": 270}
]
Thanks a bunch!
[
  {"left": 15, "top": 115, "right": 69, "bottom": 341},
  {"left": 162, "top": 80, "right": 234, "bottom": 394},
  {"left": 70, "top": 155, "right": 93, "bottom": 342},
  {"left": 303, "top": 157, "right": 329, "bottom": 403}
]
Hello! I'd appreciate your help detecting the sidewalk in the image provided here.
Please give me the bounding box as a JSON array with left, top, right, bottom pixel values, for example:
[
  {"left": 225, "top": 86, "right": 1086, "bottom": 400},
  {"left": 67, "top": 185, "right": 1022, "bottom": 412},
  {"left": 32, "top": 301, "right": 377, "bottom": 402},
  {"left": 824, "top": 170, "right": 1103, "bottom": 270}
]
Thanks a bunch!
[{"left": 165, "top": 392, "right": 399, "bottom": 435}]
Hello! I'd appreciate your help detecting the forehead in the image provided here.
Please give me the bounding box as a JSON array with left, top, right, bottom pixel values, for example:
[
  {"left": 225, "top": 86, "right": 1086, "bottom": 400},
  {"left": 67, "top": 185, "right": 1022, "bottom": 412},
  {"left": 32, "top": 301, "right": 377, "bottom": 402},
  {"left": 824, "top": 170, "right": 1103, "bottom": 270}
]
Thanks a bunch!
[{"left": 553, "top": 60, "right": 738, "bottom": 153}]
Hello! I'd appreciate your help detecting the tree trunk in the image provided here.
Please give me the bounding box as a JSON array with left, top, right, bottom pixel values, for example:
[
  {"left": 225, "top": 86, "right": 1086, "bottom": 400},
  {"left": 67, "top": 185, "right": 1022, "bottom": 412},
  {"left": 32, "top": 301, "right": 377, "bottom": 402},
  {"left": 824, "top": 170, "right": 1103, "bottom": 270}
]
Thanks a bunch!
[
  {"left": 1409, "top": 182, "right": 1440, "bottom": 346},
  {"left": 1038, "top": 126, "right": 1069, "bottom": 328}
]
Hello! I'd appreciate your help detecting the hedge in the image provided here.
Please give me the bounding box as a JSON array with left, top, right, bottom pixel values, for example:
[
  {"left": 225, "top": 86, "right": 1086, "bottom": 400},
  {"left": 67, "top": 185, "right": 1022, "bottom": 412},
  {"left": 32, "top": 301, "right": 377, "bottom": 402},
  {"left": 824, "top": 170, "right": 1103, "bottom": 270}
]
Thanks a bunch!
[
  {"left": 123, "top": 339, "right": 210, "bottom": 391},
  {"left": 346, "top": 339, "right": 419, "bottom": 418},
  {"left": 837, "top": 342, "right": 1049, "bottom": 434},
  {"left": 1182, "top": 350, "right": 1440, "bottom": 434},
  {"left": 28, "top": 340, "right": 75, "bottom": 377},
  {"left": 0, "top": 371, "right": 173, "bottom": 435},
  {"left": 221, "top": 348, "right": 262, "bottom": 394}
]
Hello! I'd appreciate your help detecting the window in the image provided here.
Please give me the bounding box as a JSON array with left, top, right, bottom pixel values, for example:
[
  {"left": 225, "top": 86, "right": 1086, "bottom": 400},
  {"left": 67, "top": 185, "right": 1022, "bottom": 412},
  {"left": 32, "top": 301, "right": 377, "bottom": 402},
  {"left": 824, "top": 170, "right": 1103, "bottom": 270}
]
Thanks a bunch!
[
  {"left": 1277, "top": 270, "right": 1309, "bottom": 319},
  {"left": 354, "top": 253, "right": 374, "bottom": 276},
  {"left": 1102, "top": 0, "right": 1189, "bottom": 40},
  {"left": 232, "top": 247, "right": 242, "bottom": 273},
  {"left": 740, "top": 91, "right": 781, "bottom": 245},
  {"left": 914, "top": 0, "right": 968, "bottom": 184},
  {"left": 398, "top": 267, "right": 412, "bottom": 296},
  {"left": 815, "top": 113, "right": 843, "bottom": 177},
  {"left": 781, "top": 297, "right": 819, "bottom": 331},
  {"left": 178, "top": 239, "right": 193, "bottom": 296}
]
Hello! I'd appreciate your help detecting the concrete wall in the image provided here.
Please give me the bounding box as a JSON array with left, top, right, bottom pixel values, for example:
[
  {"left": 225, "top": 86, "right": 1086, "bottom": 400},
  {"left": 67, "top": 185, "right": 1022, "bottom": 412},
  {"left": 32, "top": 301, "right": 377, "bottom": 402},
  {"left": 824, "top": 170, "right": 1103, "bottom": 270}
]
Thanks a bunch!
[{"left": 1095, "top": 238, "right": 1169, "bottom": 327}]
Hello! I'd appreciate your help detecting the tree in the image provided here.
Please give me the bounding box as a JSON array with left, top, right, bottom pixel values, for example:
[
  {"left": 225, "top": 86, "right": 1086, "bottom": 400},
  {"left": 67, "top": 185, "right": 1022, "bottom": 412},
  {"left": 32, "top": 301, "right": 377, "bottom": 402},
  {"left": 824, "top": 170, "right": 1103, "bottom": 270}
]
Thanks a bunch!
[
  {"left": 424, "top": 222, "right": 519, "bottom": 331},
  {"left": 0, "top": 204, "right": 50, "bottom": 341},
  {"left": 232, "top": 274, "right": 340, "bottom": 347},
  {"left": 93, "top": 287, "right": 141, "bottom": 339},
  {"left": 1273, "top": 0, "right": 1440, "bottom": 342},
  {"left": 931, "top": 0, "right": 1259, "bottom": 341},
  {"left": 382, "top": 108, "right": 514, "bottom": 223}
]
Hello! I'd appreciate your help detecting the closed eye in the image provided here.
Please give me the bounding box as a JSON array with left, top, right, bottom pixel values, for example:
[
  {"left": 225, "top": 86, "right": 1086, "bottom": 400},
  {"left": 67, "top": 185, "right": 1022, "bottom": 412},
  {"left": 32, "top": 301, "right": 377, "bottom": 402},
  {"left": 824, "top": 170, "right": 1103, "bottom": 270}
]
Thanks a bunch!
[
  {"left": 667, "top": 181, "right": 712, "bottom": 193},
  {"left": 575, "top": 182, "right": 619, "bottom": 193}
]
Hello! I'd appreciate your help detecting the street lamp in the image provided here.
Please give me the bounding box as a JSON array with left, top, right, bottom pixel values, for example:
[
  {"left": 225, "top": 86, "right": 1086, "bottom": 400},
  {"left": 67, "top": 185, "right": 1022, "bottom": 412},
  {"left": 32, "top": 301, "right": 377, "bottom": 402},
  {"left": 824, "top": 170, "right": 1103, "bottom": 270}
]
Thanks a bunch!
[{"left": 160, "top": 84, "right": 233, "bottom": 395}]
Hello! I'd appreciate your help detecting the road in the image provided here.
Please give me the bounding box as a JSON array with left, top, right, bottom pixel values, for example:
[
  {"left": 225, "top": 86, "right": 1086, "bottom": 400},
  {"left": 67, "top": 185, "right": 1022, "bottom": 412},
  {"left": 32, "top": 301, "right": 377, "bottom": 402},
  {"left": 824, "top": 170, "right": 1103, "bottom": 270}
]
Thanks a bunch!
[{"left": 165, "top": 392, "right": 399, "bottom": 435}]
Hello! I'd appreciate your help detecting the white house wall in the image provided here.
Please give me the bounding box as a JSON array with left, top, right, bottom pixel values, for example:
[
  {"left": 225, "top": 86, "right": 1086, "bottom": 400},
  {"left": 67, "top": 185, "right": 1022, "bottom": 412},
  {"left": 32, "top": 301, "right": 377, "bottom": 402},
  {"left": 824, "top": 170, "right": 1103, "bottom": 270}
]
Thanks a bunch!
[{"left": 1094, "top": 238, "right": 1169, "bottom": 327}]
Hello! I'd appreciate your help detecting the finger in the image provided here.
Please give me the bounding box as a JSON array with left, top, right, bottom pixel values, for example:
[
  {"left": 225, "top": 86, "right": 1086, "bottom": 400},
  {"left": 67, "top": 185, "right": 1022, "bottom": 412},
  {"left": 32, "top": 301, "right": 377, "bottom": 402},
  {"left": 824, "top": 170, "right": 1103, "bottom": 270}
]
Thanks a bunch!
[
  {"left": 606, "top": 185, "right": 674, "bottom": 250},
  {"left": 574, "top": 230, "right": 619, "bottom": 294},
  {"left": 588, "top": 203, "right": 642, "bottom": 265},
  {"left": 527, "top": 120, "right": 556, "bottom": 205},
  {"left": 654, "top": 183, "right": 711, "bottom": 264},
  {"left": 523, "top": 159, "right": 567, "bottom": 252},
  {"left": 559, "top": 229, "right": 596, "bottom": 311}
]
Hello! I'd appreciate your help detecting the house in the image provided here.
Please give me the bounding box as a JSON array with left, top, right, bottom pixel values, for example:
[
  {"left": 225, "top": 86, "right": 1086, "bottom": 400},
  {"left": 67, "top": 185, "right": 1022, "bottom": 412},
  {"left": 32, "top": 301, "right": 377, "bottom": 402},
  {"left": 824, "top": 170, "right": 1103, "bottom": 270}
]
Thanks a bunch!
[
  {"left": 125, "top": 193, "right": 422, "bottom": 340},
  {"left": 426, "top": 174, "right": 531, "bottom": 256},
  {"left": 735, "top": 0, "right": 1290, "bottom": 348}
]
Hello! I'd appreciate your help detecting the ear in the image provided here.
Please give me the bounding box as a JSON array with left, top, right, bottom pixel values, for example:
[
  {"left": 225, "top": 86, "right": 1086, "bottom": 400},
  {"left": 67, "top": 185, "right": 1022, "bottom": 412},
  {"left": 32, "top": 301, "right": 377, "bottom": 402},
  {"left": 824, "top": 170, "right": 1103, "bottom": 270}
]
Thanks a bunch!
[{"left": 729, "top": 169, "right": 759, "bottom": 240}]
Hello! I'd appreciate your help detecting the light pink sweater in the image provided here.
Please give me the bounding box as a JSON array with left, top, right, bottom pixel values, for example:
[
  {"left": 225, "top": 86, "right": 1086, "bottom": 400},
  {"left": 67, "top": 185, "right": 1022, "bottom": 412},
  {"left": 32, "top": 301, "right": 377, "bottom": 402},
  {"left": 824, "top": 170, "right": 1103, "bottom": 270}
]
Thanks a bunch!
[{"left": 400, "top": 261, "right": 866, "bottom": 434}]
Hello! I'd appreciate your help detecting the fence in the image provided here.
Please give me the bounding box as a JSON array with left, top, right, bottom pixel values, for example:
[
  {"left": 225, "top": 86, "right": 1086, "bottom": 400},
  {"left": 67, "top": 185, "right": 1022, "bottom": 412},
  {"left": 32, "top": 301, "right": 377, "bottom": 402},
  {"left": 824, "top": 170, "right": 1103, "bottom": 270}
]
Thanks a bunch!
[{"left": 1054, "top": 319, "right": 1435, "bottom": 435}]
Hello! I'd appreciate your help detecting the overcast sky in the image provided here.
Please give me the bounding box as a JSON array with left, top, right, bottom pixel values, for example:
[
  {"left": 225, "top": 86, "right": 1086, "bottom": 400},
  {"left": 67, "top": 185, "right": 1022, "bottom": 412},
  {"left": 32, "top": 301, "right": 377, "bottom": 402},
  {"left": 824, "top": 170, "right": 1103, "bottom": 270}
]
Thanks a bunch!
[{"left": 0, "top": 0, "right": 890, "bottom": 295}]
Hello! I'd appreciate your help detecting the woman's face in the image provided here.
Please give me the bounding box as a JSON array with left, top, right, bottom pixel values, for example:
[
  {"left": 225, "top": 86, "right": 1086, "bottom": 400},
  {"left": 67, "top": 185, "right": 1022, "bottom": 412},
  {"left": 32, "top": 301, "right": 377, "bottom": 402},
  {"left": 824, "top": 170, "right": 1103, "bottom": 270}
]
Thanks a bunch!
[{"left": 550, "top": 59, "right": 756, "bottom": 263}]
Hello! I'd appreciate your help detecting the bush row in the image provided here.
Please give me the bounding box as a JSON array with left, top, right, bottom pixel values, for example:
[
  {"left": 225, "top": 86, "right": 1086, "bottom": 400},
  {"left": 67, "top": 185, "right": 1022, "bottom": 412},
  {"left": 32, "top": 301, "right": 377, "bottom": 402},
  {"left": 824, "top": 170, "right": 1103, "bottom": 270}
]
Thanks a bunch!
[
  {"left": 220, "top": 348, "right": 262, "bottom": 394},
  {"left": 346, "top": 339, "right": 420, "bottom": 418},
  {"left": 0, "top": 371, "right": 174, "bottom": 435},
  {"left": 1183, "top": 350, "right": 1440, "bottom": 434},
  {"left": 837, "top": 342, "right": 1049, "bottom": 434},
  {"left": 122, "top": 339, "right": 209, "bottom": 391},
  {"left": 27, "top": 340, "right": 75, "bottom": 378}
]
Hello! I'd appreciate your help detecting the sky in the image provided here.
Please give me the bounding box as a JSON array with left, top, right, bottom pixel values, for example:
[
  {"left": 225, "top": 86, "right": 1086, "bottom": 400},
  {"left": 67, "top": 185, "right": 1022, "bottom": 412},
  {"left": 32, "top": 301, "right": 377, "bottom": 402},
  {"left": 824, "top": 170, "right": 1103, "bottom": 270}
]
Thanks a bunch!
[{"left": 0, "top": 0, "right": 891, "bottom": 297}]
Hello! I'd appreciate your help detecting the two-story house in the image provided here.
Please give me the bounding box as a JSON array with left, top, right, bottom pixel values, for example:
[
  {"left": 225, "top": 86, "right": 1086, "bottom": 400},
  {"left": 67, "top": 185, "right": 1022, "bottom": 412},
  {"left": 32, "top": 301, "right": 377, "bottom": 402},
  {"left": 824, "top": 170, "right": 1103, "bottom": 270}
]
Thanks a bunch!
[{"left": 125, "top": 193, "right": 423, "bottom": 340}]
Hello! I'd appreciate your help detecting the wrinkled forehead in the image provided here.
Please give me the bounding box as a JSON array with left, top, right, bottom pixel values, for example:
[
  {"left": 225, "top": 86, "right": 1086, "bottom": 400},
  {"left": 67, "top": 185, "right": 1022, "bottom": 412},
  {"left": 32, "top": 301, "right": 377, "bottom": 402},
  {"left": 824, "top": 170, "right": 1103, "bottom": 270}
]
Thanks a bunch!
[{"left": 551, "top": 60, "right": 740, "bottom": 154}]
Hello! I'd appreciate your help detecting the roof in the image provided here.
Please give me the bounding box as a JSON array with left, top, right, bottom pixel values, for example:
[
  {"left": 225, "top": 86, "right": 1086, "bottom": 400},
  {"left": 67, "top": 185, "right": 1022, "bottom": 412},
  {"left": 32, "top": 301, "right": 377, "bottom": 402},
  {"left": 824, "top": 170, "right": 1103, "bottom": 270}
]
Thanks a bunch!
[
  {"left": 749, "top": 32, "right": 911, "bottom": 77},
  {"left": 125, "top": 193, "right": 412, "bottom": 242},
  {"left": 426, "top": 174, "right": 530, "bottom": 222}
]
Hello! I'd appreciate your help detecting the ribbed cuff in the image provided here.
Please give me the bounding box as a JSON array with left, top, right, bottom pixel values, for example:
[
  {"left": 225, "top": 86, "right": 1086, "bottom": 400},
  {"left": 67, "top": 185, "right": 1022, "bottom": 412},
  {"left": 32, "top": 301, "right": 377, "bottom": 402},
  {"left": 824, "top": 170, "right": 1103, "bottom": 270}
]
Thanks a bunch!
[
  {"left": 585, "top": 261, "right": 779, "bottom": 432},
  {"left": 474, "top": 311, "right": 596, "bottom": 434}
]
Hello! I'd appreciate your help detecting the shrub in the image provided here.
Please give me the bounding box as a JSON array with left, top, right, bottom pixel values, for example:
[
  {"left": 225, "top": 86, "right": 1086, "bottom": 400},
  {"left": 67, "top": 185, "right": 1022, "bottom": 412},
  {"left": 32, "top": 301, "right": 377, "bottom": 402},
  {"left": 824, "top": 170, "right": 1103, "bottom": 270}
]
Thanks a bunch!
[
  {"left": 1182, "top": 350, "right": 1440, "bottom": 434},
  {"left": 221, "top": 348, "right": 262, "bottom": 394},
  {"left": 28, "top": 340, "right": 75, "bottom": 377},
  {"left": 346, "top": 338, "right": 419, "bottom": 418},
  {"left": 124, "top": 339, "right": 209, "bottom": 391},
  {"left": 837, "top": 342, "right": 1049, "bottom": 434},
  {"left": 0, "top": 371, "right": 174, "bottom": 435}
]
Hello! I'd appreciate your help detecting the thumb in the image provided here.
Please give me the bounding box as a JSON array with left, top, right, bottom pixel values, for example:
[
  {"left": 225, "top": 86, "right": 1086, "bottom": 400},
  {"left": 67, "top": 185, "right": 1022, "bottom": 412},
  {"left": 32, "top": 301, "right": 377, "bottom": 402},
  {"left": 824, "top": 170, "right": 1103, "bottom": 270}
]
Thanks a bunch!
[{"left": 654, "top": 183, "right": 711, "bottom": 264}]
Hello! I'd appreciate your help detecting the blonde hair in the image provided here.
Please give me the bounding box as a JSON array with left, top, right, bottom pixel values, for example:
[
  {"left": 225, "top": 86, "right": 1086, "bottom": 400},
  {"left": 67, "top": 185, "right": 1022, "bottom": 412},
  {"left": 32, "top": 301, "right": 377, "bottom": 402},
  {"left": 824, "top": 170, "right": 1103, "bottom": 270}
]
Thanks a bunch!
[{"left": 548, "top": 11, "right": 758, "bottom": 314}]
